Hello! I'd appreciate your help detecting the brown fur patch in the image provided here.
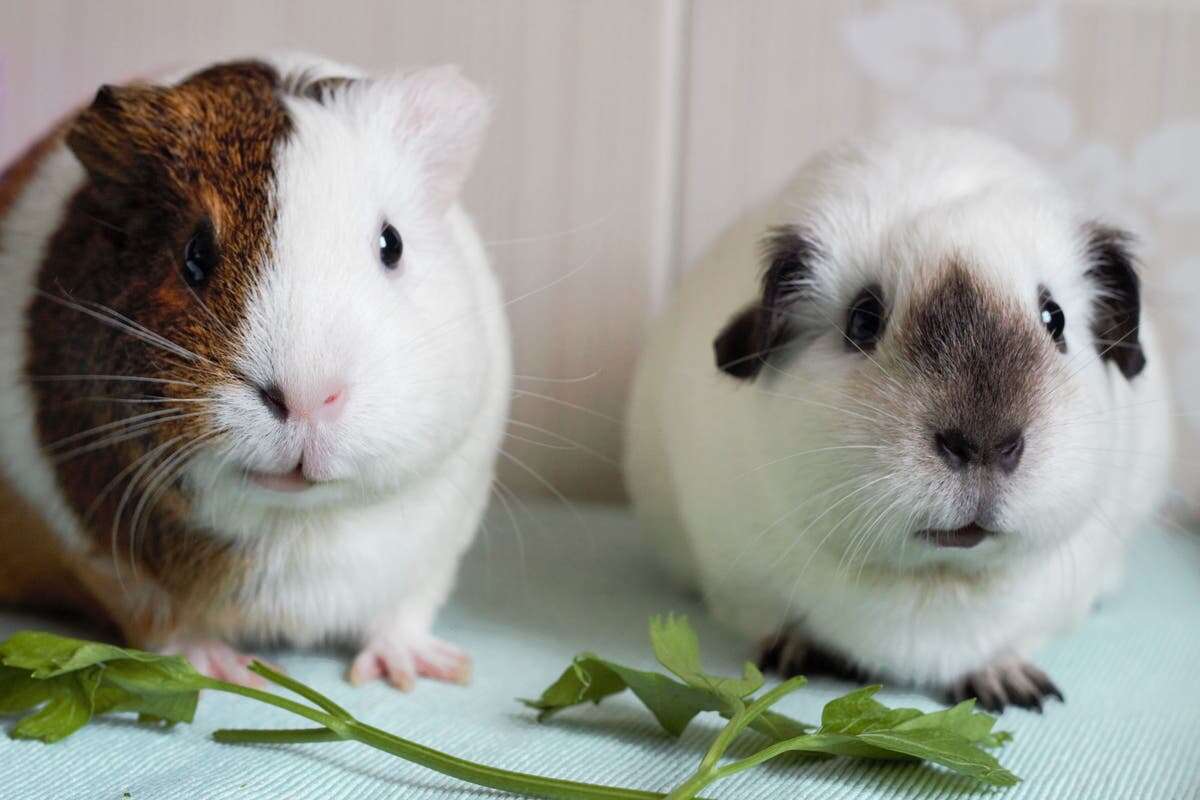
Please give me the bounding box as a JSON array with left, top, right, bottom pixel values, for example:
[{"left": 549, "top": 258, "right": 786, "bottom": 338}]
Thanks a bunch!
[
  {"left": 896, "top": 263, "right": 1048, "bottom": 446},
  {"left": 0, "top": 122, "right": 69, "bottom": 220},
  {"left": 714, "top": 226, "right": 821, "bottom": 379},
  {"left": 24, "top": 60, "right": 293, "bottom": 619}
]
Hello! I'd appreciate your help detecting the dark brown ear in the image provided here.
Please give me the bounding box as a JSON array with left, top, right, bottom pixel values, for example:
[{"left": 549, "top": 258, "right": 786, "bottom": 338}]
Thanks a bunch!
[
  {"left": 713, "top": 226, "right": 819, "bottom": 380},
  {"left": 65, "top": 83, "right": 177, "bottom": 183},
  {"left": 1085, "top": 224, "right": 1146, "bottom": 380}
]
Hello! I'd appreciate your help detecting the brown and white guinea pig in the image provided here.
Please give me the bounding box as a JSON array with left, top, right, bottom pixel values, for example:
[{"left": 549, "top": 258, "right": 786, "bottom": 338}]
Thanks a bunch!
[
  {"left": 0, "top": 53, "right": 510, "bottom": 689},
  {"left": 625, "top": 127, "right": 1173, "bottom": 711}
]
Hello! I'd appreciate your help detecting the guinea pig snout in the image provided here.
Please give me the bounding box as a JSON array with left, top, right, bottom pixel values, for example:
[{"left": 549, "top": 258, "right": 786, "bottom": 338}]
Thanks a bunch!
[
  {"left": 255, "top": 381, "right": 347, "bottom": 423},
  {"left": 933, "top": 428, "right": 1025, "bottom": 474}
]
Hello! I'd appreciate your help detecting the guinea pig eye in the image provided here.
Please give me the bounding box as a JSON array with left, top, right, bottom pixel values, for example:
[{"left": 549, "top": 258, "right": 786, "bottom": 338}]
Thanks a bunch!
[
  {"left": 182, "top": 225, "right": 217, "bottom": 287},
  {"left": 1040, "top": 289, "right": 1066, "bottom": 349},
  {"left": 845, "top": 285, "right": 886, "bottom": 351},
  {"left": 379, "top": 223, "right": 403, "bottom": 270}
]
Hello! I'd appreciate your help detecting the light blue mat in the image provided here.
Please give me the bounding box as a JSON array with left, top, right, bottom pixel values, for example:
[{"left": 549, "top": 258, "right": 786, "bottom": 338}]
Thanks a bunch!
[{"left": 3, "top": 503, "right": 1199, "bottom": 799}]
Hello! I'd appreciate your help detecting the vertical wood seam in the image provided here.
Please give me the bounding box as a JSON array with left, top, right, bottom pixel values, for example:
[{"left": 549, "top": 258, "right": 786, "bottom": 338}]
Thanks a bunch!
[{"left": 648, "top": 0, "right": 692, "bottom": 314}]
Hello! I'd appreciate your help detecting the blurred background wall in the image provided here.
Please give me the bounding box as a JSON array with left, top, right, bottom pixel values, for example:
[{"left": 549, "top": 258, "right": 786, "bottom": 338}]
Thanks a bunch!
[{"left": 2, "top": 0, "right": 1197, "bottom": 504}]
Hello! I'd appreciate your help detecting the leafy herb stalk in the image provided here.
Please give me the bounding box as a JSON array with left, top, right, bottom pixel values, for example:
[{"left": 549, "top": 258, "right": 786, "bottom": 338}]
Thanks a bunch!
[{"left": 0, "top": 616, "right": 1018, "bottom": 799}]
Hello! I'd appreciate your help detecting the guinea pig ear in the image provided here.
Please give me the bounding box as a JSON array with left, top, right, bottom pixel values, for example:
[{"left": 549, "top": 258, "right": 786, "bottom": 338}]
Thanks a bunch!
[
  {"left": 66, "top": 83, "right": 175, "bottom": 183},
  {"left": 1084, "top": 223, "right": 1146, "bottom": 380},
  {"left": 713, "top": 226, "right": 819, "bottom": 380},
  {"left": 389, "top": 66, "right": 492, "bottom": 211}
]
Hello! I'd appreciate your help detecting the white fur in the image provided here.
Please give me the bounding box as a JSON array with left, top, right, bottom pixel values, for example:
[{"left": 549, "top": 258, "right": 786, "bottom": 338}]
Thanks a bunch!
[
  {"left": 626, "top": 127, "right": 1172, "bottom": 689},
  {"left": 0, "top": 55, "right": 510, "bottom": 664},
  {"left": 0, "top": 147, "right": 90, "bottom": 551},
  {"left": 185, "top": 57, "right": 510, "bottom": 649}
]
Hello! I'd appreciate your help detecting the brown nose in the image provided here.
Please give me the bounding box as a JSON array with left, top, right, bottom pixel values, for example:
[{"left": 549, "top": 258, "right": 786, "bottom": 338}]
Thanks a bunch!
[{"left": 934, "top": 429, "right": 1025, "bottom": 474}]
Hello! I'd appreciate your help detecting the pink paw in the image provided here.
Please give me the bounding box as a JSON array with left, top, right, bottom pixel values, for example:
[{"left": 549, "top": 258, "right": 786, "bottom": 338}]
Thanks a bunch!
[
  {"left": 348, "top": 634, "right": 471, "bottom": 691},
  {"left": 161, "top": 638, "right": 271, "bottom": 688}
]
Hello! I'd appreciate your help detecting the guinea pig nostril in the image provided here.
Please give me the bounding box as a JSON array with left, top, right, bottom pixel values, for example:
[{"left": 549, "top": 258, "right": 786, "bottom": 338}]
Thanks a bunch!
[
  {"left": 993, "top": 432, "right": 1025, "bottom": 474},
  {"left": 934, "top": 429, "right": 975, "bottom": 471},
  {"left": 258, "top": 383, "right": 289, "bottom": 421}
]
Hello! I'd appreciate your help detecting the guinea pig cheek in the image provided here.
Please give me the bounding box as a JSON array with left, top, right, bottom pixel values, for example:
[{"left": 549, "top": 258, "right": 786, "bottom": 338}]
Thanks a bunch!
[{"left": 989, "top": 376, "right": 1102, "bottom": 549}]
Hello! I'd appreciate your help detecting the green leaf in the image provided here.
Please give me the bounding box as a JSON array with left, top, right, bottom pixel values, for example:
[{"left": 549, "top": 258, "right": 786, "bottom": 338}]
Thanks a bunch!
[
  {"left": 0, "top": 631, "right": 202, "bottom": 741},
  {"left": 521, "top": 653, "right": 627, "bottom": 718},
  {"left": 0, "top": 632, "right": 135, "bottom": 677},
  {"left": 733, "top": 687, "right": 1018, "bottom": 786},
  {"left": 819, "top": 685, "right": 923, "bottom": 735},
  {"left": 0, "top": 631, "right": 201, "bottom": 686},
  {"left": 649, "top": 615, "right": 763, "bottom": 702},
  {"left": 749, "top": 710, "right": 815, "bottom": 741},
  {"left": 0, "top": 665, "right": 59, "bottom": 714},
  {"left": 522, "top": 654, "right": 720, "bottom": 736},
  {"left": 526, "top": 625, "right": 1017, "bottom": 791},
  {"left": 854, "top": 728, "right": 1019, "bottom": 786},
  {"left": 9, "top": 667, "right": 101, "bottom": 743},
  {"left": 606, "top": 661, "right": 723, "bottom": 736},
  {"left": 894, "top": 698, "right": 999, "bottom": 744}
]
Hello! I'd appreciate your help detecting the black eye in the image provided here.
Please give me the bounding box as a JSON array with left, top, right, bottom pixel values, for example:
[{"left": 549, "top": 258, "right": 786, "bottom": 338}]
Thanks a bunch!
[
  {"left": 1040, "top": 289, "right": 1066, "bottom": 350},
  {"left": 183, "top": 225, "right": 217, "bottom": 287},
  {"left": 379, "top": 223, "right": 403, "bottom": 269},
  {"left": 845, "top": 285, "right": 886, "bottom": 351}
]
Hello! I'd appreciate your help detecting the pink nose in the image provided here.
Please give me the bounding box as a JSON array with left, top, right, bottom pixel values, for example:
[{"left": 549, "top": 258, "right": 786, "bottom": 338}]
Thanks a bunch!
[
  {"left": 257, "top": 383, "right": 347, "bottom": 422},
  {"left": 311, "top": 387, "right": 346, "bottom": 421}
]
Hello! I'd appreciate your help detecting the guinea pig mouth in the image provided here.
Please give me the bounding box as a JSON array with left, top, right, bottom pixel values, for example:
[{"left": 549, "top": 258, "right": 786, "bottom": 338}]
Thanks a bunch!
[
  {"left": 916, "top": 523, "right": 994, "bottom": 549},
  {"left": 245, "top": 463, "right": 315, "bottom": 493}
]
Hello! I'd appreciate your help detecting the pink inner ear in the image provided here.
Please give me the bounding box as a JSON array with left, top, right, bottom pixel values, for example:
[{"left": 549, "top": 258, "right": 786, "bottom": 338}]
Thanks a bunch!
[{"left": 390, "top": 66, "right": 492, "bottom": 211}]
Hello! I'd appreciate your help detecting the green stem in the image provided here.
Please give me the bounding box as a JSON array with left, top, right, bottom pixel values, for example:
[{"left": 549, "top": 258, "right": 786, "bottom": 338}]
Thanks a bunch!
[
  {"left": 199, "top": 677, "right": 691, "bottom": 800},
  {"left": 666, "top": 678, "right": 809, "bottom": 800},
  {"left": 714, "top": 735, "right": 842, "bottom": 781},
  {"left": 348, "top": 719, "right": 671, "bottom": 800},
  {"left": 196, "top": 677, "right": 347, "bottom": 733},
  {"left": 664, "top": 771, "right": 719, "bottom": 800},
  {"left": 717, "top": 677, "right": 807, "bottom": 755},
  {"left": 214, "top": 728, "right": 341, "bottom": 745},
  {"left": 248, "top": 661, "right": 351, "bottom": 719}
]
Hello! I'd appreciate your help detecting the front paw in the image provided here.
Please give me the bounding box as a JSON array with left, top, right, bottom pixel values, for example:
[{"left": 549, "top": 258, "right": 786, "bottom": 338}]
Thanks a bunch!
[
  {"left": 947, "top": 660, "right": 1064, "bottom": 712},
  {"left": 161, "top": 637, "right": 271, "bottom": 688},
  {"left": 757, "top": 627, "right": 869, "bottom": 683},
  {"left": 349, "top": 632, "right": 471, "bottom": 691}
]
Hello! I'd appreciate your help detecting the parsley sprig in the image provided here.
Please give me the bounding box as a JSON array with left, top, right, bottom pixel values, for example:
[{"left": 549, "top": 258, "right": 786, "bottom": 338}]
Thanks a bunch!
[{"left": 0, "top": 616, "right": 1017, "bottom": 798}]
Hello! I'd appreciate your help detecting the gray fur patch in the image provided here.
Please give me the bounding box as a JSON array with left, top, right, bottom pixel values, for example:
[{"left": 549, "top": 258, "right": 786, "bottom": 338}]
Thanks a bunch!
[{"left": 897, "top": 264, "right": 1046, "bottom": 447}]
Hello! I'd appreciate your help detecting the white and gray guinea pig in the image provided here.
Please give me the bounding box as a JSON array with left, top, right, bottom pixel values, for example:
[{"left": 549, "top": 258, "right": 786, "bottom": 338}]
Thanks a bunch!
[
  {"left": 0, "top": 54, "right": 510, "bottom": 689},
  {"left": 626, "top": 127, "right": 1172, "bottom": 710}
]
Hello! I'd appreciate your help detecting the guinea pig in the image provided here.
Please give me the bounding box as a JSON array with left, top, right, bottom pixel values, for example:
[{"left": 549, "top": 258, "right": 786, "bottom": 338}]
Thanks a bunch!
[
  {"left": 625, "top": 127, "right": 1173, "bottom": 711},
  {"left": 0, "top": 54, "right": 510, "bottom": 690}
]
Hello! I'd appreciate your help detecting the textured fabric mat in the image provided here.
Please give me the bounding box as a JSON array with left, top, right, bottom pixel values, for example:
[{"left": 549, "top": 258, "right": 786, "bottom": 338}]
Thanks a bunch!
[{"left": 2, "top": 502, "right": 1199, "bottom": 800}]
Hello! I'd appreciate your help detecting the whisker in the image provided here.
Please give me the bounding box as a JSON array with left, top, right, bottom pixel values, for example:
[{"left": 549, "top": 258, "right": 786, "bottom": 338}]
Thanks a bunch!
[
  {"left": 52, "top": 412, "right": 206, "bottom": 463},
  {"left": 510, "top": 388, "right": 627, "bottom": 427},
  {"left": 513, "top": 369, "right": 602, "bottom": 384},
  {"left": 30, "top": 374, "right": 203, "bottom": 389},
  {"left": 38, "top": 290, "right": 213, "bottom": 367},
  {"left": 483, "top": 211, "right": 612, "bottom": 247},
  {"left": 46, "top": 408, "right": 180, "bottom": 451},
  {"left": 735, "top": 444, "right": 882, "bottom": 479},
  {"left": 496, "top": 447, "right": 582, "bottom": 525},
  {"left": 503, "top": 431, "right": 576, "bottom": 451},
  {"left": 80, "top": 396, "right": 214, "bottom": 405},
  {"left": 506, "top": 419, "right": 617, "bottom": 466}
]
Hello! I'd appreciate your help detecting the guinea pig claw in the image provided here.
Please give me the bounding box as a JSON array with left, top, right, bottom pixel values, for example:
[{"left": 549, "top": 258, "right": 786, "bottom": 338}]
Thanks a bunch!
[
  {"left": 757, "top": 626, "right": 869, "bottom": 683},
  {"left": 161, "top": 637, "right": 269, "bottom": 689},
  {"left": 947, "top": 660, "right": 1064, "bottom": 713},
  {"left": 349, "top": 634, "right": 471, "bottom": 690}
]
